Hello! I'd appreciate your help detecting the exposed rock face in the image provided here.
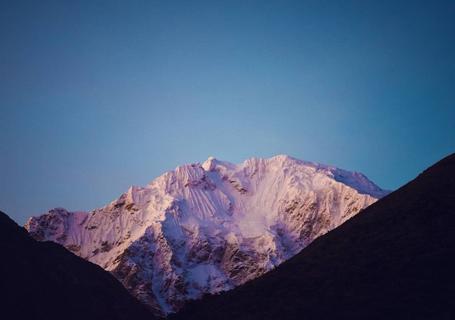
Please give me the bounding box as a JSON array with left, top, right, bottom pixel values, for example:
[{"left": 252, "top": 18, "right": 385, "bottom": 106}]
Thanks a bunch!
[{"left": 25, "top": 155, "right": 388, "bottom": 316}]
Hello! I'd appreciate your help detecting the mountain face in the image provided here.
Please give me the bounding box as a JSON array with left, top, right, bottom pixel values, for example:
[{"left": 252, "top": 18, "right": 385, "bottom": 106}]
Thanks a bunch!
[
  {"left": 0, "top": 211, "right": 153, "bottom": 320},
  {"left": 25, "top": 155, "right": 387, "bottom": 315},
  {"left": 172, "top": 153, "right": 455, "bottom": 320}
]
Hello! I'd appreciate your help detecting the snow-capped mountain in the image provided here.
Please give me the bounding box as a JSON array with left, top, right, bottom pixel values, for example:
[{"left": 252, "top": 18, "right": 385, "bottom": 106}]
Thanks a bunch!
[{"left": 25, "top": 155, "right": 388, "bottom": 316}]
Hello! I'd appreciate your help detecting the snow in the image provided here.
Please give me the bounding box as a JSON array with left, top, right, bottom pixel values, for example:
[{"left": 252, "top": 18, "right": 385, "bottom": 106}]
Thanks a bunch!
[{"left": 25, "top": 155, "right": 388, "bottom": 316}]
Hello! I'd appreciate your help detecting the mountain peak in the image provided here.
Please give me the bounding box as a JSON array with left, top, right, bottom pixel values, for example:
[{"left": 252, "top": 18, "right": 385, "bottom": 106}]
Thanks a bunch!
[
  {"left": 270, "top": 154, "right": 295, "bottom": 162},
  {"left": 202, "top": 156, "right": 219, "bottom": 171},
  {"left": 26, "top": 155, "right": 388, "bottom": 316},
  {"left": 173, "top": 153, "right": 455, "bottom": 320}
]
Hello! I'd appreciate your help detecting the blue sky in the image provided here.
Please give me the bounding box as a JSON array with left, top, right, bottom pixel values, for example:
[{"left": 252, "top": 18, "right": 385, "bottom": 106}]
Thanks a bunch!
[{"left": 1, "top": 0, "right": 454, "bottom": 224}]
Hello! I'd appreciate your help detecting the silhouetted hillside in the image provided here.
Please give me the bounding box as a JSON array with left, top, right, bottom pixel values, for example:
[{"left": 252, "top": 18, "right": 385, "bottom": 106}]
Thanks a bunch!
[
  {"left": 0, "top": 211, "right": 154, "bottom": 320},
  {"left": 173, "top": 153, "right": 455, "bottom": 320}
]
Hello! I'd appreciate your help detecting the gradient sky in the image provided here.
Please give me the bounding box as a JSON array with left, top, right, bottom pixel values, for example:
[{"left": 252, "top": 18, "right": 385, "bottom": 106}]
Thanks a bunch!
[{"left": 1, "top": 0, "right": 454, "bottom": 224}]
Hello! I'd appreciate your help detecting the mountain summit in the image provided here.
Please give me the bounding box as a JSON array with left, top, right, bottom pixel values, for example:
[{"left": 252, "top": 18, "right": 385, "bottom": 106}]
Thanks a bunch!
[
  {"left": 25, "top": 155, "right": 387, "bottom": 315},
  {"left": 173, "top": 153, "right": 455, "bottom": 320}
]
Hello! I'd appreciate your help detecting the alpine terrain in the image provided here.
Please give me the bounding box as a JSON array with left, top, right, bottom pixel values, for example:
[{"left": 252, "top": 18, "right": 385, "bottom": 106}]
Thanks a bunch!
[
  {"left": 173, "top": 153, "right": 455, "bottom": 320},
  {"left": 0, "top": 210, "right": 154, "bottom": 320},
  {"left": 25, "top": 155, "right": 388, "bottom": 315}
]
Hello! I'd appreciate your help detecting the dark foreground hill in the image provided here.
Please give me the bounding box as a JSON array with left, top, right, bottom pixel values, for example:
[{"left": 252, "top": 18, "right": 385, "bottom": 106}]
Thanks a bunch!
[
  {"left": 173, "top": 153, "right": 455, "bottom": 320},
  {"left": 0, "top": 211, "right": 154, "bottom": 320}
]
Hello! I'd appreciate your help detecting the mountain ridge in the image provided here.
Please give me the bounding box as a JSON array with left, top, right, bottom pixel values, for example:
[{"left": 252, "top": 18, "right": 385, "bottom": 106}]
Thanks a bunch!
[
  {"left": 172, "top": 152, "right": 455, "bottom": 320},
  {"left": 0, "top": 210, "right": 154, "bottom": 320},
  {"left": 25, "top": 155, "right": 388, "bottom": 315}
]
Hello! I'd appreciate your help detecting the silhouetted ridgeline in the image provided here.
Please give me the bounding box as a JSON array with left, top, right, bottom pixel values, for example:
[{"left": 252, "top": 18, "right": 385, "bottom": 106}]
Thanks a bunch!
[
  {"left": 173, "top": 153, "right": 455, "bottom": 320},
  {"left": 0, "top": 211, "right": 154, "bottom": 320}
]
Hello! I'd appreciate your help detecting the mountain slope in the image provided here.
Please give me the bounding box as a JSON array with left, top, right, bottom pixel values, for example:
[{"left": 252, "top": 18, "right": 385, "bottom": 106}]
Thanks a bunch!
[
  {"left": 0, "top": 211, "right": 154, "bottom": 320},
  {"left": 173, "top": 153, "right": 455, "bottom": 320},
  {"left": 25, "top": 155, "right": 387, "bottom": 315}
]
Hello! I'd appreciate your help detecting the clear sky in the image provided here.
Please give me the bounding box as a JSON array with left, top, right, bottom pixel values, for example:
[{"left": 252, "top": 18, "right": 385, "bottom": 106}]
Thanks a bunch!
[{"left": 1, "top": 0, "right": 454, "bottom": 224}]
